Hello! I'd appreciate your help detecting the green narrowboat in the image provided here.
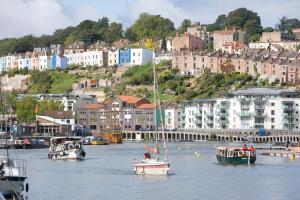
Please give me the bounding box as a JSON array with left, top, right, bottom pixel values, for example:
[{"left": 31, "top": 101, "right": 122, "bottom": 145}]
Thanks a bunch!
[{"left": 216, "top": 146, "right": 256, "bottom": 165}]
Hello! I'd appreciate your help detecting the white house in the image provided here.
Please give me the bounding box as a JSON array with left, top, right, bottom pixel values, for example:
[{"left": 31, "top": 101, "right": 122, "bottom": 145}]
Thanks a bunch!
[
  {"left": 83, "top": 50, "right": 105, "bottom": 67},
  {"left": 18, "top": 56, "right": 31, "bottom": 69},
  {"left": 130, "top": 48, "right": 153, "bottom": 66},
  {"left": 38, "top": 55, "right": 51, "bottom": 70},
  {"left": 108, "top": 49, "right": 119, "bottom": 66}
]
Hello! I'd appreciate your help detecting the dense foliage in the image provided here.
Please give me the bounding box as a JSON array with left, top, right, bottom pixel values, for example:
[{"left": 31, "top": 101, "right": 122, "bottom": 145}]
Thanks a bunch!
[
  {"left": 115, "top": 62, "right": 273, "bottom": 102},
  {"left": 15, "top": 97, "right": 63, "bottom": 123},
  {"left": 125, "top": 13, "right": 175, "bottom": 41},
  {"left": 276, "top": 16, "right": 300, "bottom": 31},
  {"left": 0, "top": 17, "right": 123, "bottom": 56},
  {"left": 27, "top": 70, "right": 78, "bottom": 94},
  {"left": 178, "top": 19, "right": 192, "bottom": 34}
]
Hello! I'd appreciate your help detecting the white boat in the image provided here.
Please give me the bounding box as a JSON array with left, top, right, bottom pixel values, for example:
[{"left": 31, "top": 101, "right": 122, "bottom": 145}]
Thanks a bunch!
[
  {"left": 133, "top": 158, "right": 170, "bottom": 176},
  {"left": 48, "top": 137, "right": 86, "bottom": 160},
  {"left": 0, "top": 156, "right": 28, "bottom": 199},
  {"left": 133, "top": 49, "right": 171, "bottom": 176}
]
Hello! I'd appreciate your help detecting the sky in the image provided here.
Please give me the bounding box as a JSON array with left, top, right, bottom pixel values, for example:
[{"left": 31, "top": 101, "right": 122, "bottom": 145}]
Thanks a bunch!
[{"left": 0, "top": 0, "right": 300, "bottom": 39}]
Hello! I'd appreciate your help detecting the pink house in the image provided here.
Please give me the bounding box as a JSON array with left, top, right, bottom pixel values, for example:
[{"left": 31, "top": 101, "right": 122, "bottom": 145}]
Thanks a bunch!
[{"left": 172, "top": 32, "right": 204, "bottom": 51}]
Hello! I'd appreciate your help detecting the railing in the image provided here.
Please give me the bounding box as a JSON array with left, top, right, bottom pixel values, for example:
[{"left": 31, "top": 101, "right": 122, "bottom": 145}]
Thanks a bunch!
[
  {"left": 254, "top": 105, "right": 265, "bottom": 110},
  {"left": 241, "top": 105, "right": 250, "bottom": 110},
  {"left": 254, "top": 112, "right": 266, "bottom": 118},
  {"left": 239, "top": 112, "right": 251, "bottom": 117},
  {"left": 283, "top": 113, "right": 294, "bottom": 118},
  {"left": 216, "top": 112, "right": 228, "bottom": 117},
  {"left": 283, "top": 106, "right": 294, "bottom": 110},
  {"left": 217, "top": 119, "right": 229, "bottom": 124}
]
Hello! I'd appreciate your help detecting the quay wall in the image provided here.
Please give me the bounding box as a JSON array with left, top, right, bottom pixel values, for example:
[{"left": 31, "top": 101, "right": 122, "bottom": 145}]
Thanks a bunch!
[{"left": 122, "top": 129, "right": 300, "bottom": 143}]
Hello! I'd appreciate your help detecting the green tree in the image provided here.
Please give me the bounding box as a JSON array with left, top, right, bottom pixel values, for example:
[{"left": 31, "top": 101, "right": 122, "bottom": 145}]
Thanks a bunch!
[
  {"left": 226, "top": 8, "right": 262, "bottom": 35},
  {"left": 126, "top": 13, "right": 175, "bottom": 41},
  {"left": 263, "top": 27, "right": 274, "bottom": 32},
  {"left": 276, "top": 16, "right": 289, "bottom": 31},
  {"left": 37, "top": 100, "right": 62, "bottom": 115},
  {"left": 16, "top": 97, "right": 37, "bottom": 123},
  {"left": 178, "top": 19, "right": 192, "bottom": 34}
]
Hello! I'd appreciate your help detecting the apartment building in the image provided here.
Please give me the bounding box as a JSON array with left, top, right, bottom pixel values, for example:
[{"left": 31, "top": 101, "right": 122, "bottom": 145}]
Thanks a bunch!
[
  {"left": 179, "top": 87, "right": 300, "bottom": 131},
  {"left": 213, "top": 28, "right": 246, "bottom": 50},
  {"left": 77, "top": 95, "right": 157, "bottom": 133}
]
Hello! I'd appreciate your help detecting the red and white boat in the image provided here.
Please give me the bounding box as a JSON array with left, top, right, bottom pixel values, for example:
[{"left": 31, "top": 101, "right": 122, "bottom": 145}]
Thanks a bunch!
[{"left": 133, "top": 51, "right": 170, "bottom": 176}]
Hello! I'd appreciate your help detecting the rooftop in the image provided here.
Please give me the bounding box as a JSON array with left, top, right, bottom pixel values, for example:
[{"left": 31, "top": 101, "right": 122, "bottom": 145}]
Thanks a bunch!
[{"left": 229, "top": 87, "right": 299, "bottom": 95}]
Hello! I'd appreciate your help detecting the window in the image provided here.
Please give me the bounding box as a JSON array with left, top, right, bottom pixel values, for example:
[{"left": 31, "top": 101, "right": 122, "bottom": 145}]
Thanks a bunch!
[
  {"left": 271, "top": 110, "right": 275, "bottom": 115},
  {"left": 271, "top": 103, "right": 275, "bottom": 106},
  {"left": 271, "top": 125, "right": 275, "bottom": 129},
  {"left": 271, "top": 118, "right": 275, "bottom": 123}
]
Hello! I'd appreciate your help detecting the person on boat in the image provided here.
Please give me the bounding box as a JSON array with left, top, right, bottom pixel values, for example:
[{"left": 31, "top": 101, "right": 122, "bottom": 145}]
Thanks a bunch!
[
  {"left": 144, "top": 152, "right": 151, "bottom": 159},
  {"left": 250, "top": 146, "right": 256, "bottom": 156},
  {"left": 242, "top": 144, "right": 247, "bottom": 151}
]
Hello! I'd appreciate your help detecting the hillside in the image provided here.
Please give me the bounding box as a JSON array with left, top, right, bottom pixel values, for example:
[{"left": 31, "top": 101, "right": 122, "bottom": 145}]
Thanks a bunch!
[{"left": 115, "top": 62, "right": 275, "bottom": 103}]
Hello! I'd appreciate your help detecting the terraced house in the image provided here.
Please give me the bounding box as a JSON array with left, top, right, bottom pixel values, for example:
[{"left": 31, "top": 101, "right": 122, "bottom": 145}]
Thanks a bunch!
[{"left": 172, "top": 49, "right": 300, "bottom": 83}]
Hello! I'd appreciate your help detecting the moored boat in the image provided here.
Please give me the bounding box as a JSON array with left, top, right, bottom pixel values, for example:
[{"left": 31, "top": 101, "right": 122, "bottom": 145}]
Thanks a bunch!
[
  {"left": 90, "top": 136, "right": 109, "bottom": 145},
  {"left": 0, "top": 157, "right": 29, "bottom": 199},
  {"left": 216, "top": 146, "right": 256, "bottom": 165},
  {"left": 48, "top": 137, "right": 86, "bottom": 160},
  {"left": 102, "top": 132, "right": 122, "bottom": 144}
]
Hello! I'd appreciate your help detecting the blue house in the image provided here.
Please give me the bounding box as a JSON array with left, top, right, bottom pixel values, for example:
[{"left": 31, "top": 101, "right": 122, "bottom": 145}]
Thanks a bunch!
[
  {"left": 118, "top": 48, "right": 131, "bottom": 67},
  {"left": 51, "top": 54, "right": 68, "bottom": 70}
]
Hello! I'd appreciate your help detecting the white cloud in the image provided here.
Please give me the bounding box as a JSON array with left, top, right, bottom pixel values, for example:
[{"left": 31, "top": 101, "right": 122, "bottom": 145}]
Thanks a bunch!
[
  {"left": 130, "top": 0, "right": 191, "bottom": 27},
  {"left": 0, "top": 0, "right": 101, "bottom": 39}
]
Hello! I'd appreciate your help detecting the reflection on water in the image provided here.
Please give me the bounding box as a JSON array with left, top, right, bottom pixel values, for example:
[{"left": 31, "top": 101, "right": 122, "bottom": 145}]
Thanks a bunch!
[{"left": 8, "top": 142, "right": 300, "bottom": 200}]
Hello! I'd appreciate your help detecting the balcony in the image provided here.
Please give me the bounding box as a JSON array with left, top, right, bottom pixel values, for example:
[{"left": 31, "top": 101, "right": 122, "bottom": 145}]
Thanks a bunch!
[
  {"left": 206, "top": 112, "right": 214, "bottom": 117},
  {"left": 218, "top": 119, "right": 229, "bottom": 124},
  {"left": 195, "top": 119, "right": 202, "bottom": 125},
  {"left": 283, "top": 120, "right": 294, "bottom": 125},
  {"left": 241, "top": 105, "right": 250, "bottom": 110},
  {"left": 206, "top": 119, "right": 214, "bottom": 124},
  {"left": 254, "top": 112, "right": 266, "bottom": 118},
  {"left": 239, "top": 97, "right": 251, "bottom": 103},
  {"left": 283, "top": 113, "right": 294, "bottom": 119},
  {"left": 255, "top": 105, "right": 265, "bottom": 110},
  {"left": 194, "top": 113, "right": 202, "bottom": 117},
  {"left": 253, "top": 97, "right": 267, "bottom": 103},
  {"left": 216, "top": 112, "right": 228, "bottom": 117},
  {"left": 239, "top": 112, "right": 251, "bottom": 117},
  {"left": 282, "top": 106, "right": 294, "bottom": 111}
]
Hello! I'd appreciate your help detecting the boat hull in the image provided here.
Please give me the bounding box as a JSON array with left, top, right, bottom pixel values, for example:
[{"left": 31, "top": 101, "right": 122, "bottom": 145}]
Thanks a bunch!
[
  {"left": 48, "top": 149, "right": 85, "bottom": 160},
  {"left": 216, "top": 154, "right": 256, "bottom": 165},
  {"left": 0, "top": 176, "right": 26, "bottom": 198},
  {"left": 133, "top": 161, "right": 170, "bottom": 175},
  {"left": 102, "top": 133, "right": 123, "bottom": 144}
]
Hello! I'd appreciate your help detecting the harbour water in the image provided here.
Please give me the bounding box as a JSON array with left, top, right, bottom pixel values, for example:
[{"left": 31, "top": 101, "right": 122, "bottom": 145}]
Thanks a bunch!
[{"left": 5, "top": 142, "right": 300, "bottom": 200}]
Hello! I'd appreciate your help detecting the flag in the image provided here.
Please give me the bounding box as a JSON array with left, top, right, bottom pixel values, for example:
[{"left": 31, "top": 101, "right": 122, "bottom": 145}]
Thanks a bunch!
[
  {"left": 144, "top": 144, "right": 159, "bottom": 154},
  {"left": 35, "top": 104, "right": 39, "bottom": 114}
]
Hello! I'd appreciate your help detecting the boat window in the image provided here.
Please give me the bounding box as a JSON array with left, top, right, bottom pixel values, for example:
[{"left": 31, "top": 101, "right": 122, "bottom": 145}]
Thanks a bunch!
[{"left": 227, "top": 150, "right": 234, "bottom": 157}]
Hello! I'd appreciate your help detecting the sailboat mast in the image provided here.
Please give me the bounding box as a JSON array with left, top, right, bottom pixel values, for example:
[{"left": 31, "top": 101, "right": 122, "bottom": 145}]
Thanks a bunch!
[
  {"left": 153, "top": 49, "right": 158, "bottom": 149},
  {"left": 152, "top": 47, "right": 168, "bottom": 161}
]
